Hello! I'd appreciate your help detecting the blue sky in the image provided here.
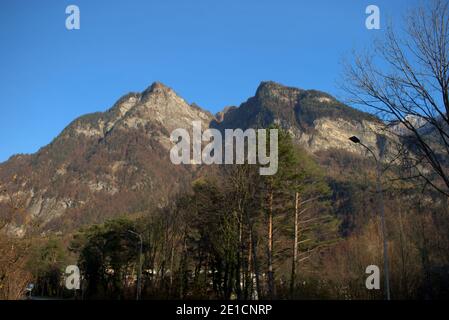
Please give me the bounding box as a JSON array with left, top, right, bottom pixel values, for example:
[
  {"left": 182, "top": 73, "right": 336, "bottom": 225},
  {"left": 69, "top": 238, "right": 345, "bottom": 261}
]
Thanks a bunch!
[{"left": 0, "top": 0, "right": 416, "bottom": 162}]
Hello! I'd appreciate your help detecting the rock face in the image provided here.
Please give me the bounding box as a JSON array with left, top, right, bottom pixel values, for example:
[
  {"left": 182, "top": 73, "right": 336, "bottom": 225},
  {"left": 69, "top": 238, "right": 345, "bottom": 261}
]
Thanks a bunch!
[
  {"left": 0, "top": 81, "right": 395, "bottom": 235},
  {"left": 0, "top": 82, "right": 213, "bottom": 234},
  {"left": 213, "top": 81, "right": 395, "bottom": 157}
]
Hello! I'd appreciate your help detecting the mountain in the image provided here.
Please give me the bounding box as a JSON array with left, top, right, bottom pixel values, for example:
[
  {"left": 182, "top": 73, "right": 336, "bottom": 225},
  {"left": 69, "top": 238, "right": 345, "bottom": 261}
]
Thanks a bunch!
[
  {"left": 0, "top": 82, "right": 212, "bottom": 235},
  {"left": 213, "top": 81, "right": 392, "bottom": 156},
  {"left": 0, "top": 81, "right": 392, "bottom": 235}
]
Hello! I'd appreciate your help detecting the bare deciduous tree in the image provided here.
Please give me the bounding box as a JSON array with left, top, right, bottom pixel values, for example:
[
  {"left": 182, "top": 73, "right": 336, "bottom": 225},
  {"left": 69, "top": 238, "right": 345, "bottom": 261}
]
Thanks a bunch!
[
  {"left": 343, "top": 0, "right": 449, "bottom": 196},
  {"left": 0, "top": 185, "right": 32, "bottom": 300}
]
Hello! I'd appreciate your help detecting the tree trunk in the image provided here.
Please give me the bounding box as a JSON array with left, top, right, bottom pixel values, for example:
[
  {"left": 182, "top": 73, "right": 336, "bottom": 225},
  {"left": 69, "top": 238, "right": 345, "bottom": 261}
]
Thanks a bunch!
[
  {"left": 290, "top": 192, "right": 300, "bottom": 297},
  {"left": 245, "top": 231, "right": 252, "bottom": 300},
  {"left": 267, "top": 190, "right": 274, "bottom": 299},
  {"left": 236, "top": 210, "right": 243, "bottom": 299},
  {"left": 245, "top": 188, "right": 263, "bottom": 300}
]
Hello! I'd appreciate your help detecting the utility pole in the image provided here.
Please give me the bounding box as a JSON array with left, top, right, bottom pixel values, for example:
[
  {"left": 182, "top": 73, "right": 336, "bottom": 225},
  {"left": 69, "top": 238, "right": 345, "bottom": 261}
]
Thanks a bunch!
[{"left": 349, "top": 136, "right": 391, "bottom": 300}]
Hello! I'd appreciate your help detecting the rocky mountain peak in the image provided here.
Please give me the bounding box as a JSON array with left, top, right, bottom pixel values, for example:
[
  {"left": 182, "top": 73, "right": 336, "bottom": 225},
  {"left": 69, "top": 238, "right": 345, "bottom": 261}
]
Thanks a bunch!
[
  {"left": 144, "top": 81, "right": 172, "bottom": 93},
  {"left": 255, "top": 81, "right": 302, "bottom": 102},
  {"left": 140, "top": 81, "right": 177, "bottom": 102},
  {"left": 130, "top": 81, "right": 212, "bottom": 132}
]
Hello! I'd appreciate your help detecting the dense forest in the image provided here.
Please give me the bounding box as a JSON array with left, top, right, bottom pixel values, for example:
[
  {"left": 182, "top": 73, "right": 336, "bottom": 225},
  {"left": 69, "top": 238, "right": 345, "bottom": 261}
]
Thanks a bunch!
[{"left": 2, "top": 129, "right": 448, "bottom": 300}]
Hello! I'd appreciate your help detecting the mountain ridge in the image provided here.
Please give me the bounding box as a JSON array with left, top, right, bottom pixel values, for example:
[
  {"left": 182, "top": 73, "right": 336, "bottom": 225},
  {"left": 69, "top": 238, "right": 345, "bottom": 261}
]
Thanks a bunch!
[{"left": 0, "top": 80, "right": 392, "bottom": 235}]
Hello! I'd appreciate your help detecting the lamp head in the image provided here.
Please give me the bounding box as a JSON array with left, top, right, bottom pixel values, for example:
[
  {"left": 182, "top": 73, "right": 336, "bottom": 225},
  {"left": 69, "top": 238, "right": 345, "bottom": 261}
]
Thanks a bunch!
[{"left": 349, "top": 136, "right": 361, "bottom": 144}]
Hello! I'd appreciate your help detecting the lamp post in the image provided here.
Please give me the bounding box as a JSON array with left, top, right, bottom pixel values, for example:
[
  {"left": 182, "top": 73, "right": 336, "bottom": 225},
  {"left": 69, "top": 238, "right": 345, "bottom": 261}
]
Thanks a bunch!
[
  {"left": 127, "top": 230, "right": 143, "bottom": 300},
  {"left": 349, "top": 136, "right": 391, "bottom": 300}
]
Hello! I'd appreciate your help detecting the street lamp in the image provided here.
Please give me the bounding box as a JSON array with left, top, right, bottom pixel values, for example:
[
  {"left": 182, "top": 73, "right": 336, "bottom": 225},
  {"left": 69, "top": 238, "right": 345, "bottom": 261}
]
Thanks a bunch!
[
  {"left": 349, "top": 136, "right": 391, "bottom": 300},
  {"left": 127, "top": 230, "right": 143, "bottom": 300}
]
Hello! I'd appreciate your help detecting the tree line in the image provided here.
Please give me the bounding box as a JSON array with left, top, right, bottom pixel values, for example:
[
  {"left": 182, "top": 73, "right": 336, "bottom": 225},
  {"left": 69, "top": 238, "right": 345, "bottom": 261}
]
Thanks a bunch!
[{"left": 68, "top": 129, "right": 339, "bottom": 299}]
